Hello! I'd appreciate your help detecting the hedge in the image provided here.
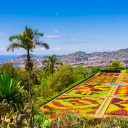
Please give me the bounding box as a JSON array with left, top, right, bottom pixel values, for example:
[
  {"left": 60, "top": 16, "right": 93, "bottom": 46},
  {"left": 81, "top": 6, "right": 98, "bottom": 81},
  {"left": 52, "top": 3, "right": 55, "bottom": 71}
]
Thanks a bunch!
[
  {"left": 100, "top": 69, "right": 121, "bottom": 73},
  {"left": 40, "top": 73, "right": 95, "bottom": 106}
]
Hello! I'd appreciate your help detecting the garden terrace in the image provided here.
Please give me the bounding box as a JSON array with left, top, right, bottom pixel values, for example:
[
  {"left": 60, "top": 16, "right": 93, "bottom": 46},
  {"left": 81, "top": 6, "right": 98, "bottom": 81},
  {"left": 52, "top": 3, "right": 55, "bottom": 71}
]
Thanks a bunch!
[{"left": 40, "top": 73, "right": 128, "bottom": 117}]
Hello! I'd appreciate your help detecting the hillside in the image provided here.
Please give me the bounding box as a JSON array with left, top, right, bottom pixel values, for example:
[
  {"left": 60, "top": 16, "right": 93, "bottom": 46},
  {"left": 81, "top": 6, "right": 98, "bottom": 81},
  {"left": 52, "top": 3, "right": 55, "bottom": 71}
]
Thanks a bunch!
[{"left": 0, "top": 48, "right": 128, "bottom": 68}]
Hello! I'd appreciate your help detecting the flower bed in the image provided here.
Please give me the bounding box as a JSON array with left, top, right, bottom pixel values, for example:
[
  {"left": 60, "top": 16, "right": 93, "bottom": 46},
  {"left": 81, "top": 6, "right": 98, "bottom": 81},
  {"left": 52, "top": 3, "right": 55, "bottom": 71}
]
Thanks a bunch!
[
  {"left": 106, "top": 97, "right": 128, "bottom": 116},
  {"left": 115, "top": 85, "right": 128, "bottom": 96},
  {"left": 97, "top": 73, "right": 120, "bottom": 77},
  {"left": 67, "top": 84, "right": 112, "bottom": 95},
  {"left": 120, "top": 73, "right": 128, "bottom": 83},
  {"left": 40, "top": 95, "right": 104, "bottom": 114},
  {"left": 85, "top": 74, "right": 119, "bottom": 84}
]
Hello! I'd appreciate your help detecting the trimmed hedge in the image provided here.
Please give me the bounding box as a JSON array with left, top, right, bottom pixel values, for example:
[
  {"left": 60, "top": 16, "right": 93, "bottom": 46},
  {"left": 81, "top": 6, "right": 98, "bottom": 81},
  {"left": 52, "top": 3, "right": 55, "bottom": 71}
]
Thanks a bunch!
[
  {"left": 100, "top": 69, "right": 121, "bottom": 73},
  {"left": 40, "top": 73, "right": 95, "bottom": 106}
]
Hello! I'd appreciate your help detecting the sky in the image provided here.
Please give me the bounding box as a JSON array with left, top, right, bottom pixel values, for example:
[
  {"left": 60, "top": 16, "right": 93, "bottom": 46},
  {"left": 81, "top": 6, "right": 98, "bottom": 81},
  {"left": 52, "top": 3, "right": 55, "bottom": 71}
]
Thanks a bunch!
[{"left": 0, "top": 0, "right": 128, "bottom": 55}]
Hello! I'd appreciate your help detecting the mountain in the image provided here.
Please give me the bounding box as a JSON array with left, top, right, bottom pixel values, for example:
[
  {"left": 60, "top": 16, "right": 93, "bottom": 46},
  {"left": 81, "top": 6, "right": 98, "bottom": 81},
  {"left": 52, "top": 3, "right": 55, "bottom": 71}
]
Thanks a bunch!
[
  {"left": 0, "top": 48, "right": 128, "bottom": 68},
  {"left": 18, "top": 54, "right": 37, "bottom": 58}
]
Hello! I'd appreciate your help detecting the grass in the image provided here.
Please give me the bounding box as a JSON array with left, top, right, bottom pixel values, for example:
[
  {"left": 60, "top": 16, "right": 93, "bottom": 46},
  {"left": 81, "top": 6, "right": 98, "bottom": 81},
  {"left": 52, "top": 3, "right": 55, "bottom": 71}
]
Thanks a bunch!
[
  {"left": 117, "top": 73, "right": 123, "bottom": 83},
  {"left": 121, "top": 70, "right": 126, "bottom": 73},
  {"left": 99, "top": 98, "right": 109, "bottom": 114},
  {"left": 110, "top": 86, "right": 117, "bottom": 95}
]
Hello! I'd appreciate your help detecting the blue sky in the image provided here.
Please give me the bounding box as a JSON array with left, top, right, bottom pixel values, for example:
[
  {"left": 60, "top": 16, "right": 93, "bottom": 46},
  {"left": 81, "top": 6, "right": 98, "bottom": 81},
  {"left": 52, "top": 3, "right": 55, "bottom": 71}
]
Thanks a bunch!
[{"left": 0, "top": 0, "right": 128, "bottom": 55}]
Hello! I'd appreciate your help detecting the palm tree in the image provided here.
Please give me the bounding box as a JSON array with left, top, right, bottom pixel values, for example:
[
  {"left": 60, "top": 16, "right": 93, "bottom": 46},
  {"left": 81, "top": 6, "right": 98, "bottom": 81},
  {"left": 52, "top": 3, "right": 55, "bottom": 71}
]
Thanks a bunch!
[
  {"left": 42, "top": 55, "right": 62, "bottom": 74},
  {"left": 7, "top": 26, "right": 49, "bottom": 104}
]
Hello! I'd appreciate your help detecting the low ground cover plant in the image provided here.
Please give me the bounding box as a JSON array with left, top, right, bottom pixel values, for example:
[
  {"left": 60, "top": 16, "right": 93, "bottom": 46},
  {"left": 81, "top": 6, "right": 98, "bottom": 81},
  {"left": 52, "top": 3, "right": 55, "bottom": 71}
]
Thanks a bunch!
[
  {"left": 40, "top": 95, "right": 104, "bottom": 115},
  {"left": 106, "top": 97, "right": 128, "bottom": 116},
  {"left": 50, "top": 110, "right": 84, "bottom": 128},
  {"left": 99, "top": 116, "right": 128, "bottom": 128},
  {"left": 84, "top": 73, "right": 119, "bottom": 84},
  {"left": 115, "top": 85, "right": 128, "bottom": 96},
  {"left": 67, "top": 84, "right": 112, "bottom": 95}
]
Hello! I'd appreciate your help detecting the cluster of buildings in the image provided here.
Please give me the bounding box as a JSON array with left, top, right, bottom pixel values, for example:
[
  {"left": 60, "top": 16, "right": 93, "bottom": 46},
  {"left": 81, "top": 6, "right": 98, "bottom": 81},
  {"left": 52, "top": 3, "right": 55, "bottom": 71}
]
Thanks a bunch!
[{"left": 0, "top": 49, "right": 128, "bottom": 68}]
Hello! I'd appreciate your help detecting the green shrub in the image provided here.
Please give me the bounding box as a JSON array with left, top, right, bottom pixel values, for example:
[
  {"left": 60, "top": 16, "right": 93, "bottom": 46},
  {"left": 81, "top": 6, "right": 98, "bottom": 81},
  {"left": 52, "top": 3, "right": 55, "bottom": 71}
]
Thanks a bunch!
[
  {"left": 100, "top": 69, "right": 121, "bottom": 73},
  {"left": 99, "top": 116, "right": 128, "bottom": 128},
  {"left": 50, "top": 111, "right": 84, "bottom": 128},
  {"left": 34, "top": 113, "right": 51, "bottom": 128},
  {"left": 40, "top": 73, "right": 95, "bottom": 106}
]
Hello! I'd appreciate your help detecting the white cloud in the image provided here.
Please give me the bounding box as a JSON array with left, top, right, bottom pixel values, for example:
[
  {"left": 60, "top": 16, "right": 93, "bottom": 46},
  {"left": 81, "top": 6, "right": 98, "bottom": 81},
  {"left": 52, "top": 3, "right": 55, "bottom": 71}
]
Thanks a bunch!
[
  {"left": 43, "top": 35, "right": 61, "bottom": 38},
  {"left": 0, "top": 33, "right": 9, "bottom": 36},
  {"left": 56, "top": 12, "right": 59, "bottom": 15},
  {"left": 51, "top": 48, "right": 60, "bottom": 50},
  {"left": 54, "top": 30, "right": 58, "bottom": 33},
  {"left": 0, "top": 48, "right": 5, "bottom": 50},
  {"left": 35, "top": 48, "right": 46, "bottom": 51}
]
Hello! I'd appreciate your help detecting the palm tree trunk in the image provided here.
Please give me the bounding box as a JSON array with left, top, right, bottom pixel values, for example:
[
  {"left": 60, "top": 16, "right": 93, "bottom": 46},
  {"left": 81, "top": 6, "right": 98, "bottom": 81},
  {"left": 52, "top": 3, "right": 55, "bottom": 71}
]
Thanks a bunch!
[
  {"left": 29, "top": 70, "right": 31, "bottom": 104},
  {"left": 27, "top": 50, "right": 31, "bottom": 105},
  {"left": 51, "top": 63, "right": 54, "bottom": 74}
]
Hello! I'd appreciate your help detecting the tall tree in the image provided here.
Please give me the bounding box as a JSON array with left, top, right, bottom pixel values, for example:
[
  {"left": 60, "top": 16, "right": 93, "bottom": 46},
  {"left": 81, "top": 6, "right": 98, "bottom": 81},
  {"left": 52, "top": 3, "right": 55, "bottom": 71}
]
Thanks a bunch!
[
  {"left": 42, "top": 55, "right": 63, "bottom": 74},
  {"left": 109, "top": 61, "right": 122, "bottom": 68},
  {"left": 42, "top": 55, "right": 62, "bottom": 74},
  {"left": 7, "top": 26, "right": 49, "bottom": 104}
]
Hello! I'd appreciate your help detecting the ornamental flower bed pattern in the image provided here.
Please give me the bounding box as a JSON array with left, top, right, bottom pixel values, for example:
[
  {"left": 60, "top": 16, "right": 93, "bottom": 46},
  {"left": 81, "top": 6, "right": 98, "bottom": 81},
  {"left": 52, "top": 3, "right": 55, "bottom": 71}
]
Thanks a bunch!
[
  {"left": 40, "top": 95, "right": 104, "bottom": 114},
  {"left": 106, "top": 98, "right": 128, "bottom": 116},
  {"left": 120, "top": 73, "right": 128, "bottom": 83},
  {"left": 115, "top": 85, "right": 128, "bottom": 96},
  {"left": 67, "top": 84, "right": 112, "bottom": 95},
  {"left": 84, "top": 73, "right": 119, "bottom": 84}
]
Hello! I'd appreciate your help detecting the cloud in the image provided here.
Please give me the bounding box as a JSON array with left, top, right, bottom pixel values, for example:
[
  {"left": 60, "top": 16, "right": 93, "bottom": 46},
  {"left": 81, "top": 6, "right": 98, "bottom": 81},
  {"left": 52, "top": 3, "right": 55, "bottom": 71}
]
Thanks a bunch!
[
  {"left": 51, "top": 48, "right": 60, "bottom": 51},
  {"left": 43, "top": 35, "right": 61, "bottom": 38},
  {"left": 59, "top": 36, "right": 100, "bottom": 44},
  {"left": 0, "top": 48, "right": 5, "bottom": 50},
  {"left": 56, "top": 12, "right": 59, "bottom": 15},
  {"left": 0, "top": 33, "right": 9, "bottom": 36},
  {"left": 54, "top": 30, "right": 58, "bottom": 33}
]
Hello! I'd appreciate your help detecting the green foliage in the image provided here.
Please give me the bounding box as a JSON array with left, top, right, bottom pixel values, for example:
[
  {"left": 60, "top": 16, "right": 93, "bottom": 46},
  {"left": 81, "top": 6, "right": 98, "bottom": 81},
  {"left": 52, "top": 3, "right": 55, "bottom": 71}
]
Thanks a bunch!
[
  {"left": 90, "top": 67, "right": 101, "bottom": 74},
  {"left": 99, "top": 116, "right": 128, "bottom": 128},
  {"left": 40, "top": 74, "right": 94, "bottom": 106},
  {"left": 100, "top": 69, "right": 121, "bottom": 73},
  {"left": 0, "top": 99, "right": 15, "bottom": 128},
  {"left": 34, "top": 113, "right": 51, "bottom": 128},
  {"left": 0, "top": 100, "right": 32, "bottom": 128},
  {"left": 0, "top": 63, "right": 19, "bottom": 78},
  {"left": 83, "top": 116, "right": 99, "bottom": 128},
  {"left": 109, "top": 61, "right": 122, "bottom": 68},
  {"left": 0, "top": 72, "right": 26, "bottom": 108},
  {"left": 47, "top": 64, "right": 79, "bottom": 92},
  {"left": 51, "top": 111, "right": 84, "bottom": 128},
  {"left": 74, "top": 65, "right": 88, "bottom": 79},
  {"left": 42, "top": 55, "right": 62, "bottom": 75}
]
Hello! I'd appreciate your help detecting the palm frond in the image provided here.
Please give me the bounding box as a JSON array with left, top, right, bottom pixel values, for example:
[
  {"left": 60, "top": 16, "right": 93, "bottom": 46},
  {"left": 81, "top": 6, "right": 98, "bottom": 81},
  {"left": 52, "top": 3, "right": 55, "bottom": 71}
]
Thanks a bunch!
[
  {"left": 36, "top": 42, "right": 49, "bottom": 49},
  {"left": 7, "top": 42, "right": 26, "bottom": 51}
]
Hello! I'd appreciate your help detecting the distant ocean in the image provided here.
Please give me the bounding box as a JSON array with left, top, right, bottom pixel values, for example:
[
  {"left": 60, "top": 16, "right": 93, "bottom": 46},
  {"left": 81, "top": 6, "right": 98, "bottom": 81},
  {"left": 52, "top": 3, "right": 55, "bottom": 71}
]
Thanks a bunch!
[{"left": 0, "top": 55, "right": 46, "bottom": 61}]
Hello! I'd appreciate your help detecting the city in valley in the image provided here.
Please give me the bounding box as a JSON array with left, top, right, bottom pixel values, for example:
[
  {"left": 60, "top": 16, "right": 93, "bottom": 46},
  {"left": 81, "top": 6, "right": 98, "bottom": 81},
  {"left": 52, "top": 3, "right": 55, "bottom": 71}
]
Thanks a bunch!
[{"left": 1, "top": 48, "right": 128, "bottom": 68}]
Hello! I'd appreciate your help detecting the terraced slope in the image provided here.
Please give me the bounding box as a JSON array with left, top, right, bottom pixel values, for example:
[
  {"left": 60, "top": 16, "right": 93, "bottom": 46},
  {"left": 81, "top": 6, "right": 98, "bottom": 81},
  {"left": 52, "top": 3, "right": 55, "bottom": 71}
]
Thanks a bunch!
[{"left": 40, "top": 73, "right": 128, "bottom": 117}]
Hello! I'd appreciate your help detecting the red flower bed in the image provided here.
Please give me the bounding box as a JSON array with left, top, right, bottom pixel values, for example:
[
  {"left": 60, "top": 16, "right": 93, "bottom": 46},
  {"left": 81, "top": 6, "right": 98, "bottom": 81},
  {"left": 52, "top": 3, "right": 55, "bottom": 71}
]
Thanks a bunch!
[
  {"left": 114, "top": 74, "right": 119, "bottom": 76},
  {"left": 97, "top": 73, "right": 104, "bottom": 76},
  {"left": 115, "top": 85, "right": 128, "bottom": 96},
  {"left": 103, "top": 73, "right": 108, "bottom": 76},
  {"left": 109, "top": 73, "right": 114, "bottom": 76}
]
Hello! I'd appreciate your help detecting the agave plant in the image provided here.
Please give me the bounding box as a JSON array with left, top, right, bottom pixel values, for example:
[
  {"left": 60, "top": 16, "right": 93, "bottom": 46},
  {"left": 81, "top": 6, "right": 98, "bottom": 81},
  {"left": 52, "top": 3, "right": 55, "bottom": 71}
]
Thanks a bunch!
[{"left": 0, "top": 72, "right": 25, "bottom": 108}]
